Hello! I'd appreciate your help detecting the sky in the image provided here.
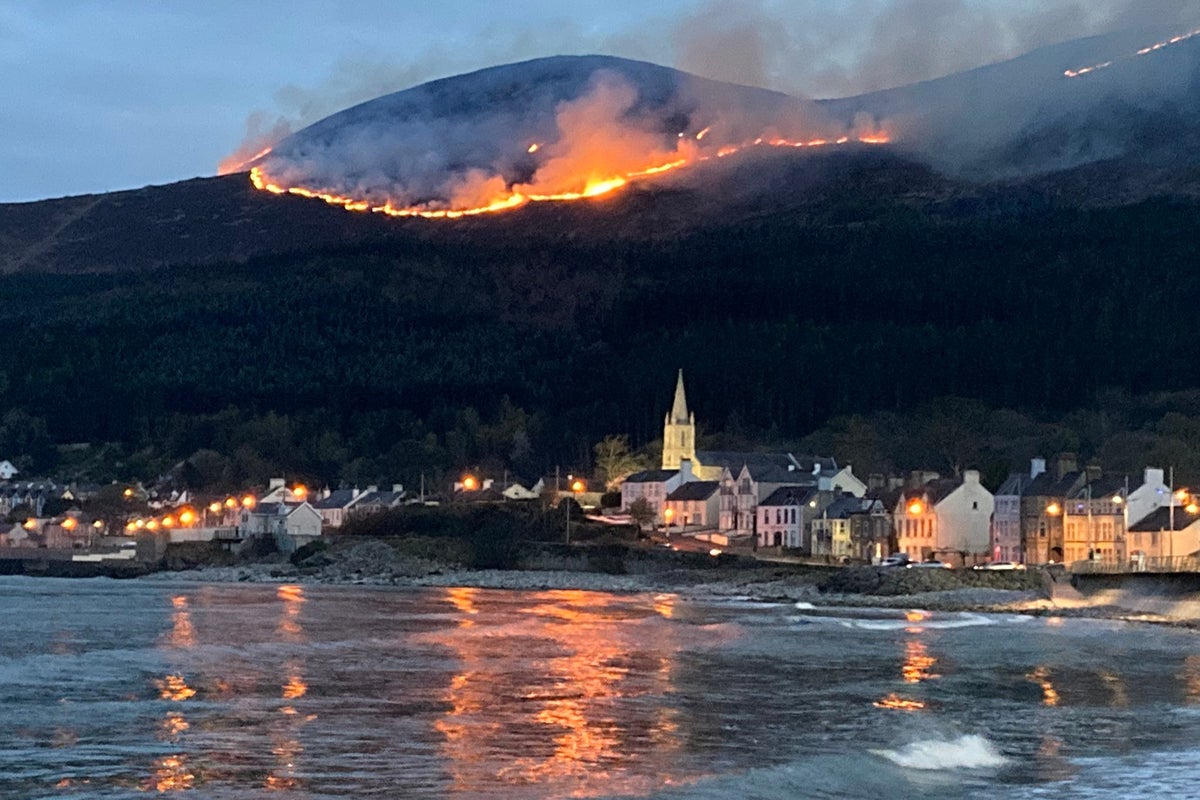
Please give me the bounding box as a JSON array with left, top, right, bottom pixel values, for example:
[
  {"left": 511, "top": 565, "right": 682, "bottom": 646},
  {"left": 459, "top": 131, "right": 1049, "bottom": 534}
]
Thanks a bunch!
[{"left": 1, "top": 0, "right": 1195, "bottom": 202}]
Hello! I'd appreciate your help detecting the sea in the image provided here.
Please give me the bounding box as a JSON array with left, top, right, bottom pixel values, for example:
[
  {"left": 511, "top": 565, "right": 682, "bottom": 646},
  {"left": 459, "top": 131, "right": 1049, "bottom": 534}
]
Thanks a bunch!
[{"left": 2, "top": 576, "right": 1199, "bottom": 799}]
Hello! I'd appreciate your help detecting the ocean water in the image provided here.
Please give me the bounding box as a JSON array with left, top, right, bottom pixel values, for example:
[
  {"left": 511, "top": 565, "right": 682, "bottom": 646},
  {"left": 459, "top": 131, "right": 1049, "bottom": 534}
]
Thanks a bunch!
[{"left": 2, "top": 577, "right": 1199, "bottom": 799}]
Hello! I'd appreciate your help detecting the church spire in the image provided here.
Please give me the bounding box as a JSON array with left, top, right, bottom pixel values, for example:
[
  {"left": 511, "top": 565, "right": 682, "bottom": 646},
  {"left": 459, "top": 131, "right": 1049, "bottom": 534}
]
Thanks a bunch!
[{"left": 670, "top": 369, "right": 689, "bottom": 424}]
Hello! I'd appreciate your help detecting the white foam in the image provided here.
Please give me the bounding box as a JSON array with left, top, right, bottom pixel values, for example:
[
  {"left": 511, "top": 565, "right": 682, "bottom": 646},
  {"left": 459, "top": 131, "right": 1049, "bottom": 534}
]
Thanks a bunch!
[
  {"left": 841, "top": 613, "right": 998, "bottom": 631},
  {"left": 872, "top": 734, "right": 1009, "bottom": 771},
  {"left": 794, "top": 601, "right": 815, "bottom": 610}
]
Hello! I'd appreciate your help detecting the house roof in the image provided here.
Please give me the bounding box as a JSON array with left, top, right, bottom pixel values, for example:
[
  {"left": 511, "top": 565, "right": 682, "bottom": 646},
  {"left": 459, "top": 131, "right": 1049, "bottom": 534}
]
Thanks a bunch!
[
  {"left": 744, "top": 463, "right": 813, "bottom": 484},
  {"left": 821, "top": 494, "right": 871, "bottom": 519},
  {"left": 357, "top": 490, "right": 403, "bottom": 506},
  {"left": 759, "top": 486, "right": 819, "bottom": 508},
  {"left": 1024, "top": 470, "right": 1083, "bottom": 498},
  {"left": 901, "top": 478, "right": 961, "bottom": 506},
  {"left": 1067, "top": 477, "right": 1127, "bottom": 502},
  {"left": 312, "top": 489, "right": 358, "bottom": 510},
  {"left": 995, "top": 472, "right": 1035, "bottom": 496},
  {"left": 697, "top": 451, "right": 796, "bottom": 472},
  {"left": 666, "top": 481, "right": 720, "bottom": 501},
  {"left": 624, "top": 469, "right": 679, "bottom": 484},
  {"left": 1128, "top": 506, "right": 1200, "bottom": 532}
]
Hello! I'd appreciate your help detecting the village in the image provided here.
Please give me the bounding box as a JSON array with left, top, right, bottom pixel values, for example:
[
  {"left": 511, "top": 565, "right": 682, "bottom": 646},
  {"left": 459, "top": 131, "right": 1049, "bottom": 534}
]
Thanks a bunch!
[{"left": 1, "top": 370, "right": 1198, "bottom": 573}]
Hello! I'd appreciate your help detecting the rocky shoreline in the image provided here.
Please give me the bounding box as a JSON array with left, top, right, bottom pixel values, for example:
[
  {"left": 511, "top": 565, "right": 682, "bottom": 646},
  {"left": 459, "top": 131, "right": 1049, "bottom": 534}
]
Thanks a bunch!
[{"left": 135, "top": 538, "right": 1180, "bottom": 623}]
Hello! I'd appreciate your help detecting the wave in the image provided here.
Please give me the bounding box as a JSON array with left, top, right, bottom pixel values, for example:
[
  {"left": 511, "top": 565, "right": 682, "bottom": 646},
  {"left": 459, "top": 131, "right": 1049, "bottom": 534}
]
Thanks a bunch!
[{"left": 872, "top": 734, "right": 1009, "bottom": 771}]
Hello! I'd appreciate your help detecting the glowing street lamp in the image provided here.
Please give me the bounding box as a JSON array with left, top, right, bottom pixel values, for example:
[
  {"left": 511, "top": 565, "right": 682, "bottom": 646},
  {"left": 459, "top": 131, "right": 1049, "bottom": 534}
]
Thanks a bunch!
[
  {"left": 179, "top": 510, "right": 196, "bottom": 526},
  {"left": 162, "top": 515, "right": 176, "bottom": 529},
  {"left": 570, "top": 479, "right": 586, "bottom": 493},
  {"left": 61, "top": 518, "right": 77, "bottom": 531},
  {"left": 122, "top": 488, "right": 134, "bottom": 499},
  {"left": 907, "top": 500, "right": 924, "bottom": 516},
  {"left": 1046, "top": 502, "right": 1062, "bottom": 516},
  {"left": 208, "top": 502, "right": 222, "bottom": 514},
  {"left": 291, "top": 485, "right": 308, "bottom": 500},
  {"left": 241, "top": 495, "right": 256, "bottom": 509},
  {"left": 225, "top": 497, "right": 238, "bottom": 509},
  {"left": 461, "top": 475, "right": 479, "bottom": 492}
]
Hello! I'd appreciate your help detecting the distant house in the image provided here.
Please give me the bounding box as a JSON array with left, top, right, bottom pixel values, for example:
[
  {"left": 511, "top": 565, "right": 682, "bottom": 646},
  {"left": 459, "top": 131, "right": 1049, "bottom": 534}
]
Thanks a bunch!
[
  {"left": 351, "top": 486, "right": 407, "bottom": 518},
  {"left": 311, "top": 489, "right": 363, "bottom": 529},
  {"left": 0, "top": 461, "right": 17, "bottom": 480},
  {"left": 663, "top": 481, "right": 720, "bottom": 530},
  {"left": 993, "top": 458, "right": 1044, "bottom": 563},
  {"left": 240, "top": 501, "right": 322, "bottom": 553},
  {"left": 720, "top": 461, "right": 814, "bottom": 538},
  {"left": 621, "top": 461, "right": 694, "bottom": 524},
  {"left": 1020, "top": 454, "right": 1086, "bottom": 565},
  {"left": 895, "top": 471, "right": 994, "bottom": 567},
  {"left": 811, "top": 494, "right": 881, "bottom": 559},
  {"left": 1063, "top": 476, "right": 1128, "bottom": 564},
  {"left": 756, "top": 486, "right": 818, "bottom": 549},
  {"left": 1127, "top": 506, "right": 1200, "bottom": 562}
]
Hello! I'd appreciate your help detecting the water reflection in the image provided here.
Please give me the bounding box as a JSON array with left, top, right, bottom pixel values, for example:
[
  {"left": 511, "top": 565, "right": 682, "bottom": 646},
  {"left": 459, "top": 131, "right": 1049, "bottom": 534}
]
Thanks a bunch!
[
  {"left": 432, "top": 588, "right": 684, "bottom": 797},
  {"left": 168, "top": 595, "right": 196, "bottom": 648},
  {"left": 1027, "top": 665, "right": 1060, "bottom": 706},
  {"left": 268, "top": 586, "right": 309, "bottom": 792},
  {"left": 876, "top": 610, "right": 939, "bottom": 711}
]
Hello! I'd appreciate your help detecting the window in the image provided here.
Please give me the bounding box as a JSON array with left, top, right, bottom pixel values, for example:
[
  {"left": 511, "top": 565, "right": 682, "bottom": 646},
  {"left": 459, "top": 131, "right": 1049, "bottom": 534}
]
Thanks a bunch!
[{"left": 973, "top": 501, "right": 978, "bottom": 510}]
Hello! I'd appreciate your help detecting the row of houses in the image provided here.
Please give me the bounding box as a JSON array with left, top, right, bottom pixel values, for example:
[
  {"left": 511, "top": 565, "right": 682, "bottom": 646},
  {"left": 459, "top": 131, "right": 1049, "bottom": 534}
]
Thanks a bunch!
[{"left": 619, "top": 372, "right": 1200, "bottom": 567}]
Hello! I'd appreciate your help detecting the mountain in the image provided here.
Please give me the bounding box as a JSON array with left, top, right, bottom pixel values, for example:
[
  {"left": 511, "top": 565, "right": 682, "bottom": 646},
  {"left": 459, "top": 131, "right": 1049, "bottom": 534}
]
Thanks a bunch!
[{"left": 2, "top": 33, "right": 1200, "bottom": 486}]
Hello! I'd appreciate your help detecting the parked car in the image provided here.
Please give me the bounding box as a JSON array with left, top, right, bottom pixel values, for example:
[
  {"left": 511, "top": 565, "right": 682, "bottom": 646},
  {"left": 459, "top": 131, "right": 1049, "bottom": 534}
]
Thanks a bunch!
[
  {"left": 908, "top": 560, "right": 952, "bottom": 569},
  {"left": 879, "top": 555, "right": 910, "bottom": 568},
  {"left": 973, "top": 561, "right": 1025, "bottom": 571}
]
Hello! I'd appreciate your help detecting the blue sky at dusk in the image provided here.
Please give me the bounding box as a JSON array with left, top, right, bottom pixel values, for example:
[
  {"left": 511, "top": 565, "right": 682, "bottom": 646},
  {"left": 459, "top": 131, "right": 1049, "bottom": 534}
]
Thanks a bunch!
[{"left": 2, "top": 0, "right": 1193, "bottom": 201}]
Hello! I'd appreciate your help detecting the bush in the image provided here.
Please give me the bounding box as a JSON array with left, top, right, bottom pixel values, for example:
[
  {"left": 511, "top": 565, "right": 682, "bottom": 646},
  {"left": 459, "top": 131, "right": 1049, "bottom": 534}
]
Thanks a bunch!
[{"left": 290, "top": 539, "right": 329, "bottom": 566}]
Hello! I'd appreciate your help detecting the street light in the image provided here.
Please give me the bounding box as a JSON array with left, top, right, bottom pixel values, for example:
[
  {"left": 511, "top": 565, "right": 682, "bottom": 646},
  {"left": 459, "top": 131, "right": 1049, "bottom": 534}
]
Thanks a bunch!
[{"left": 461, "top": 475, "right": 479, "bottom": 492}]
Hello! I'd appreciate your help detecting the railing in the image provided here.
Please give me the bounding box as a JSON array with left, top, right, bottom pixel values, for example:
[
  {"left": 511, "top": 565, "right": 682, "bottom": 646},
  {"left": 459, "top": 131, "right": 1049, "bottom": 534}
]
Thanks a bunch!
[{"left": 1072, "top": 556, "right": 1200, "bottom": 574}]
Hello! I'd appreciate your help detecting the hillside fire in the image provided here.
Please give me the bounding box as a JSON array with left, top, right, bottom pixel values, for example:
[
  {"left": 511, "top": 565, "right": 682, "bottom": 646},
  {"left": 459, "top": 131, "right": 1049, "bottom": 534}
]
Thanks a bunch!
[
  {"left": 247, "top": 131, "right": 890, "bottom": 220},
  {"left": 1065, "top": 27, "right": 1200, "bottom": 78}
]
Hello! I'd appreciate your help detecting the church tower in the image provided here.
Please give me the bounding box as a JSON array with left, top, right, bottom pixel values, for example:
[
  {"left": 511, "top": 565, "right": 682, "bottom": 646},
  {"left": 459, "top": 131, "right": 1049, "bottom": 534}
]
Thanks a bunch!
[{"left": 661, "top": 369, "right": 696, "bottom": 470}]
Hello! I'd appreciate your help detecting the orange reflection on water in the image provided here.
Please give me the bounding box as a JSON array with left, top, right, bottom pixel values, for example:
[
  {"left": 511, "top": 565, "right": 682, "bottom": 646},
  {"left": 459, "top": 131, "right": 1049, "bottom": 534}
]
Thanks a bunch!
[
  {"left": 161, "top": 713, "right": 189, "bottom": 737},
  {"left": 446, "top": 586, "right": 480, "bottom": 628},
  {"left": 157, "top": 674, "right": 197, "bottom": 702},
  {"left": 873, "top": 693, "right": 926, "bottom": 711},
  {"left": 901, "top": 639, "right": 939, "bottom": 684},
  {"left": 167, "top": 595, "right": 195, "bottom": 648},
  {"left": 432, "top": 588, "right": 684, "bottom": 797},
  {"left": 151, "top": 755, "right": 195, "bottom": 792},
  {"left": 653, "top": 594, "right": 676, "bottom": 619},
  {"left": 1028, "top": 665, "right": 1060, "bottom": 706},
  {"left": 276, "top": 584, "right": 306, "bottom": 641}
]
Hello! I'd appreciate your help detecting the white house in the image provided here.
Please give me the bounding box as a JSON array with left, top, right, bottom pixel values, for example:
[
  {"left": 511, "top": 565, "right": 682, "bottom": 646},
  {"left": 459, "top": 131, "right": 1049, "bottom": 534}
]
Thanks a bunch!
[
  {"left": 240, "top": 501, "right": 323, "bottom": 553},
  {"left": 1125, "top": 467, "right": 1177, "bottom": 528},
  {"left": 756, "top": 486, "right": 819, "bottom": 549},
  {"left": 621, "top": 461, "right": 695, "bottom": 524},
  {"left": 0, "top": 461, "right": 18, "bottom": 480},
  {"left": 720, "top": 461, "right": 814, "bottom": 537},
  {"left": 663, "top": 481, "right": 721, "bottom": 531},
  {"left": 1127, "top": 505, "right": 1200, "bottom": 561},
  {"left": 895, "top": 471, "right": 994, "bottom": 566}
]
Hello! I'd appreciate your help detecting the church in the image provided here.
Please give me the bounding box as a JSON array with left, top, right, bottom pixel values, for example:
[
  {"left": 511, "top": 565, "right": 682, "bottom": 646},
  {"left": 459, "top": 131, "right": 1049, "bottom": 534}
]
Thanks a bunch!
[{"left": 656, "top": 370, "right": 867, "bottom": 545}]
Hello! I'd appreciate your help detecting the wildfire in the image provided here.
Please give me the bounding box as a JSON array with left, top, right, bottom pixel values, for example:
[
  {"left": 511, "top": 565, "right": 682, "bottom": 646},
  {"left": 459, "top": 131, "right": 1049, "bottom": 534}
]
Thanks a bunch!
[
  {"left": 247, "top": 131, "right": 890, "bottom": 221},
  {"left": 1065, "top": 27, "right": 1200, "bottom": 78}
]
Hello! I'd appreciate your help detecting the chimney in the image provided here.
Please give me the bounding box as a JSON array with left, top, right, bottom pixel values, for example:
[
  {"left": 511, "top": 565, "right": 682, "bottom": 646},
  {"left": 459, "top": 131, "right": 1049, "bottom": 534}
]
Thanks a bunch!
[
  {"left": 367, "top": 485, "right": 378, "bottom": 493},
  {"left": 1145, "top": 467, "right": 1164, "bottom": 488},
  {"left": 393, "top": 484, "right": 403, "bottom": 493},
  {"left": 1030, "top": 458, "right": 1046, "bottom": 479},
  {"left": 1086, "top": 464, "right": 1102, "bottom": 483},
  {"left": 269, "top": 478, "right": 285, "bottom": 490},
  {"left": 964, "top": 469, "right": 980, "bottom": 485},
  {"left": 1054, "top": 453, "right": 1077, "bottom": 481},
  {"left": 868, "top": 473, "right": 886, "bottom": 491}
]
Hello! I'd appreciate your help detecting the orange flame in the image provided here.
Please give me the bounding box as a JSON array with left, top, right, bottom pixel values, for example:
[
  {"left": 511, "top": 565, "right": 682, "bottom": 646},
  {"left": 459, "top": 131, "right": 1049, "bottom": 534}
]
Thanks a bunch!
[{"left": 1065, "top": 27, "right": 1200, "bottom": 78}]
